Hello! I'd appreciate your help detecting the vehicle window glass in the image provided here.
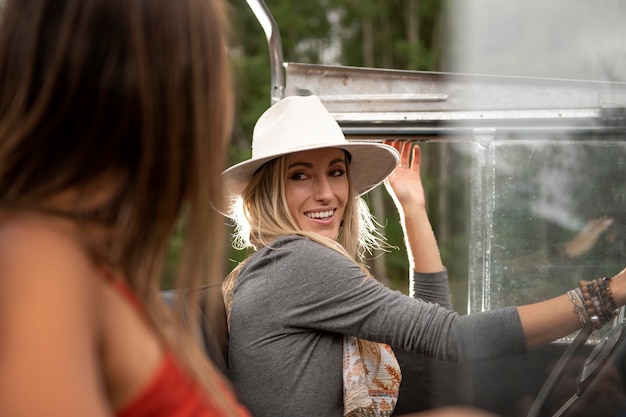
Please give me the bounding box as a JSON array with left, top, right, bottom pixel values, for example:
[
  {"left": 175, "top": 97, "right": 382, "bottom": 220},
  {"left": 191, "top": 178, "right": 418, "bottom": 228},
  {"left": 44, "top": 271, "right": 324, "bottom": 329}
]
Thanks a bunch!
[{"left": 464, "top": 132, "right": 626, "bottom": 340}]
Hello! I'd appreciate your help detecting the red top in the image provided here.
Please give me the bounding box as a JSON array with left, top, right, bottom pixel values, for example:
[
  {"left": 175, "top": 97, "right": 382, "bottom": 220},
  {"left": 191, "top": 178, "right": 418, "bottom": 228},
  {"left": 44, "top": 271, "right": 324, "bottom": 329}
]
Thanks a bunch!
[
  {"left": 106, "top": 277, "right": 250, "bottom": 417},
  {"left": 116, "top": 353, "right": 249, "bottom": 417}
]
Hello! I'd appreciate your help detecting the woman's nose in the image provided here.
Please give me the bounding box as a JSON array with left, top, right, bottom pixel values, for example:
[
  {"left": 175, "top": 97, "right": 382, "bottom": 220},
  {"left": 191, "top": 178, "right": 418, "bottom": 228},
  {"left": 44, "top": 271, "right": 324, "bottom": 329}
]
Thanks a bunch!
[{"left": 313, "top": 177, "right": 333, "bottom": 201}]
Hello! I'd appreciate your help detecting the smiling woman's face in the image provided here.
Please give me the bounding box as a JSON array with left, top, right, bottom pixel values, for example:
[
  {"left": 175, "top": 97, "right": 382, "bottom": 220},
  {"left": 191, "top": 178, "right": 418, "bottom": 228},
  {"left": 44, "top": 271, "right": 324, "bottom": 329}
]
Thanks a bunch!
[{"left": 284, "top": 147, "right": 349, "bottom": 240}]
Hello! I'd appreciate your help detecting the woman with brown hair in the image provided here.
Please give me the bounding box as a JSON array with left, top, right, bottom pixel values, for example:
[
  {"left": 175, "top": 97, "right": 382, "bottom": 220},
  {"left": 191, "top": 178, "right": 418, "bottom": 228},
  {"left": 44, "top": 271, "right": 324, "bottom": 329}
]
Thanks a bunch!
[{"left": 0, "top": 0, "right": 249, "bottom": 416}]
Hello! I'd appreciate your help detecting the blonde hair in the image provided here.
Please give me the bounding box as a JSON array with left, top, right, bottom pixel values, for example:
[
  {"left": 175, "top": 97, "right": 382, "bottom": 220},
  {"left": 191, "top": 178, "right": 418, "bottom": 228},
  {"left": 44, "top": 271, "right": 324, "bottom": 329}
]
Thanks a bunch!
[
  {"left": 0, "top": 0, "right": 238, "bottom": 414},
  {"left": 229, "top": 153, "right": 387, "bottom": 263}
]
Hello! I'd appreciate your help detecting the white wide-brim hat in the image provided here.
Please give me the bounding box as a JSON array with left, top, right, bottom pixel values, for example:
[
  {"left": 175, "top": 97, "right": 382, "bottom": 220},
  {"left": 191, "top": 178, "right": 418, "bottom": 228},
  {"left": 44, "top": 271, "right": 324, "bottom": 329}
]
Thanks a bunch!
[{"left": 222, "top": 95, "right": 399, "bottom": 198}]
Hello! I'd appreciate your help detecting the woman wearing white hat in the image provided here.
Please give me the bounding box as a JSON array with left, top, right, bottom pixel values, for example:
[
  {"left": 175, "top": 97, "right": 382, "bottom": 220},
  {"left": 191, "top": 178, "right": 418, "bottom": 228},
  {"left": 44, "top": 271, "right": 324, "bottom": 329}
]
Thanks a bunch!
[{"left": 221, "top": 95, "right": 626, "bottom": 417}]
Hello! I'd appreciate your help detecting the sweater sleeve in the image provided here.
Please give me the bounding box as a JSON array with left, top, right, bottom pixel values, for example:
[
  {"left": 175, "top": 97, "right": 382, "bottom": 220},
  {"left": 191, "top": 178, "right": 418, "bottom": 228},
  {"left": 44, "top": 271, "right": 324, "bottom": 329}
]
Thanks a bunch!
[
  {"left": 411, "top": 269, "right": 452, "bottom": 310},
  {"left": 253, "top": 236, "right": 526, "bottom": 364}
]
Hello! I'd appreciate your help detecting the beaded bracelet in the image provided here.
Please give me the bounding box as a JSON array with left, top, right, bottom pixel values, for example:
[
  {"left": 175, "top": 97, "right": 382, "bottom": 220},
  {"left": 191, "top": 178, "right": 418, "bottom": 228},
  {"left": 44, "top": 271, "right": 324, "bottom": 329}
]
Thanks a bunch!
[
  {"left": 579, "top": 280, "right": 599, "bottom": 329},
  {"left": 596, "top": 278, "right": 615, "bottom": 322},
  {"left": 603, "top": 276, "right": 618, "bottom": 311},
  {"left": 579, "top": 277, "right": 618, "bottom": 329}
]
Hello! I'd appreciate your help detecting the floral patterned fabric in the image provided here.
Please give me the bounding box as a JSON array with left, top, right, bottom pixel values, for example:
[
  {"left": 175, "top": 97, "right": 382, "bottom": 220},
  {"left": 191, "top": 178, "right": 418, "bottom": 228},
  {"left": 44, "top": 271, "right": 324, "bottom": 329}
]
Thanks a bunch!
[{"left": 343, "top": 336, "right": 401, "bottom": 417}]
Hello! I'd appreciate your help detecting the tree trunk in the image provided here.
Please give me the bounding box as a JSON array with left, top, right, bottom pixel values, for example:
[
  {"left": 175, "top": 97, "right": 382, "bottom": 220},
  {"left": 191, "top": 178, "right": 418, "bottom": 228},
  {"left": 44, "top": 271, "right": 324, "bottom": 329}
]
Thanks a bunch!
[
  {"left": 406, "top": 0, "right": 419, "bottom": 45},
  {"left": 362, "top": 18, "right": 374, "bottom": 67}
]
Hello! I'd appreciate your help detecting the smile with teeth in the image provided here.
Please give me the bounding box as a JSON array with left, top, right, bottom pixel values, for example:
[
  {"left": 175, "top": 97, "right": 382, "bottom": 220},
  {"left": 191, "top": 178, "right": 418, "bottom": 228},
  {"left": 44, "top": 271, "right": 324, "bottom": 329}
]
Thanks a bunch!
[{"left": 305, "top": 209, "right": 335, "bottom": 220}]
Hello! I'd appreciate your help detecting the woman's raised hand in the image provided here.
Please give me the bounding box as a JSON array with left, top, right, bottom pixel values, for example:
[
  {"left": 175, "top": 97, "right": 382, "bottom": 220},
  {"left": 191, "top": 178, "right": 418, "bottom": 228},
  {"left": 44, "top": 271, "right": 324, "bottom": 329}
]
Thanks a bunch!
[
  {"left": 384, "top": 140, "right": 426, "bottom": 210},
  {"left": 383, "top": 140, "right": 444, "bottom": 273}
]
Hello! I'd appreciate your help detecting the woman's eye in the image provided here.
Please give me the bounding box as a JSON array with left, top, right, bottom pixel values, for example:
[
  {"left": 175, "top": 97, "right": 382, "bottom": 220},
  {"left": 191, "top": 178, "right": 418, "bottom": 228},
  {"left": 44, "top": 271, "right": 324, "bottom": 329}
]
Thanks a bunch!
[
  {"left": 330, "top": 169, "right": 345, "bottom": 177},
  {"left": 289, "top": 172, "right": 308, "bottom": 180}
]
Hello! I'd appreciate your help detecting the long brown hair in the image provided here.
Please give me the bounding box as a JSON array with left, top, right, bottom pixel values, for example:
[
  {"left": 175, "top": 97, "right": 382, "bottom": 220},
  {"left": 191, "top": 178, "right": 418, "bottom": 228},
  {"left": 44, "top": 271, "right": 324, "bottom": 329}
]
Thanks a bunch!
[{"left": 0, "top": 0, "right": 237, "bottom": 413}]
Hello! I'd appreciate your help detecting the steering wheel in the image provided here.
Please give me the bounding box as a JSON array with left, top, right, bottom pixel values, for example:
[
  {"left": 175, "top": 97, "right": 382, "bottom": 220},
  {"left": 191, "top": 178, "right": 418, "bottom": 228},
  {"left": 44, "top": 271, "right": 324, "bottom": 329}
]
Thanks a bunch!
[{"left": 526, "top": 323, "right": 626, "bottom": 417}]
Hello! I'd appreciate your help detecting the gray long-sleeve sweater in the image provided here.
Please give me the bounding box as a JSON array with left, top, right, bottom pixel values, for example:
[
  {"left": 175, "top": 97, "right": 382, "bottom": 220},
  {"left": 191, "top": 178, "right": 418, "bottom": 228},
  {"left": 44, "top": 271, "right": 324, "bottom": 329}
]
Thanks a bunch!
[{"left": 228, "top": 235, "right": 526, "bottom": 417}]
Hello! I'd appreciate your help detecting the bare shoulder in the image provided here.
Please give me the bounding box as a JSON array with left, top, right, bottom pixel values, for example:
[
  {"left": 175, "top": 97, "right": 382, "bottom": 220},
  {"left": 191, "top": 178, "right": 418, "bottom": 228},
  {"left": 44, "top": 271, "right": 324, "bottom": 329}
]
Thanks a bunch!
[
  {"left": 0, "top": 216, "right": 108, "bottom": 415},
  {"left": 0, "top": 214, "right": 87, "bottom": 258},
  {"left": 0, "top": 213, "right": 101, "bottom": 319},
  {"left": 0, "top": 215, "right": 101, "bottom": 327},
  {"left": 0, "top": 215, "right": 103, "bottom": 341},
  {"left": 0, "top": 215, "right": 98, "bottom": 285}
]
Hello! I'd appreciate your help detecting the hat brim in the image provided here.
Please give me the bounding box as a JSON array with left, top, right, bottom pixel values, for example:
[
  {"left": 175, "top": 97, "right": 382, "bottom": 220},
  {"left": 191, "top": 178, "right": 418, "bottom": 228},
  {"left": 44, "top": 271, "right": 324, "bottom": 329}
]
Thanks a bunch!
[{"left": 222, "top": 142, "right": 399, "bottom": 198}]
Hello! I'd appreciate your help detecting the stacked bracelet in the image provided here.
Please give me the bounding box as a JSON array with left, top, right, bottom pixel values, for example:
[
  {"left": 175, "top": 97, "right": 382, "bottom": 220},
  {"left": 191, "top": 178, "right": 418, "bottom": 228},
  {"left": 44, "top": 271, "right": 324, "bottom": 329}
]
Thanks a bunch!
[
  {"left": 579, "top": 277, "right": 619, "bottom": 330},
  {"left": 567, "top": 288, "right": 589, "bottom": 328}
]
